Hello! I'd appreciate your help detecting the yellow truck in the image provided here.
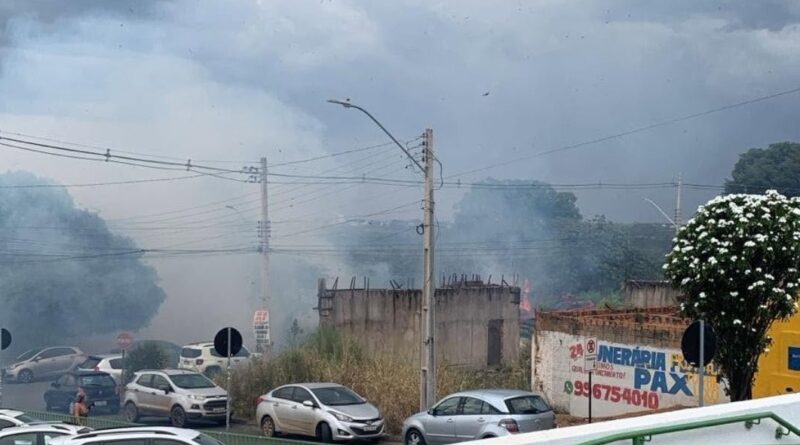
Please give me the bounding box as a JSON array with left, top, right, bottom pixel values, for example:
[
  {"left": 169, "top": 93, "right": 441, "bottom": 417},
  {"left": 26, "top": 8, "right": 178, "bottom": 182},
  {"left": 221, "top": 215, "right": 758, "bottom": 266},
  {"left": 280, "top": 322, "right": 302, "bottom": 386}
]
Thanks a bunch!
[{"left": 754, "top": 315, "right": 800, "bottom": 397}]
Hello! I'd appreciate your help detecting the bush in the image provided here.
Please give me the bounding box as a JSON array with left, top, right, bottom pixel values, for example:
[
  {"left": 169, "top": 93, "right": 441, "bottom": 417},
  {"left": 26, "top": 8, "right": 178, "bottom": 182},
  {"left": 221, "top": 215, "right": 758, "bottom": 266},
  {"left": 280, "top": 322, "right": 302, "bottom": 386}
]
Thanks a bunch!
[
  {"left": 229, "top": 329, "right": 529, "bottom": 433},
  {"left": 124, "top": 342, "right": 168, "bottom": 382}
]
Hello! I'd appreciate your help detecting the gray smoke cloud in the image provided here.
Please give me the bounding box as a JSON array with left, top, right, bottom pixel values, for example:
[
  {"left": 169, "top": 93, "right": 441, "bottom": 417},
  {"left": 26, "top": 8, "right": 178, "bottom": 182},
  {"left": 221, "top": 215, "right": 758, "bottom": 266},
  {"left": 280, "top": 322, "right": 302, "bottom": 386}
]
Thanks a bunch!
[{"left": 0, "top": 1, "right": 798, "bottom": 347}]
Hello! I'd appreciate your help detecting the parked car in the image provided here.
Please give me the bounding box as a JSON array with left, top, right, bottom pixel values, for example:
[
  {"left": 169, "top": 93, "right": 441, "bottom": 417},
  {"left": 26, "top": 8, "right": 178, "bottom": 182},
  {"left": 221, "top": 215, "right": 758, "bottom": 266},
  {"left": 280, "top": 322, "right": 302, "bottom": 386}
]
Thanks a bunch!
[
  {"left": 75, "top": 355, "right": 123, "bottom": 384},
  {"left": 402, "top": 389, "right": 556, "bottom": 445},
  {"left": 0, "top": 409, "right": 90, "bottom": 434},
  {"left": 123, "top": 369, "right": 228, "bottom": 427},
  {"left": 256, "top": 383, "right": 384, "bottom": 443},
  {"left": 49, "top": 427, "right": 224, "bottom": 445},
  {"left": 179, "top": 342, "right": 251, "bottom": 377},
  {"left": 44, "top": 371, "right": 121, "bottom": 415},
  {"left": 0, "top": 425, "right": 83, "bottom": 445},
  {"left": 3, "top": 347, "right": 85, "bottom": 384}
]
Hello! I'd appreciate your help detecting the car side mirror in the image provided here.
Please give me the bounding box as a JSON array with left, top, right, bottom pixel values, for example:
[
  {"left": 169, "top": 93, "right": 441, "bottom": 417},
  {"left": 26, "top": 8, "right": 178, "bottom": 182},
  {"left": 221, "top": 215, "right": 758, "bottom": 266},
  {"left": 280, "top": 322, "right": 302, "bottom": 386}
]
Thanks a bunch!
[
  {"left": 33, "top": 357, "right": 41, "bottom": 362},
  {"left": 51, "top": 382, "right": 61, "bottom": 388},
  {"left": 428, "top": 409, "right": 435, "bottom": 416},
  {"left": 302, "top": 400, "right": 315, "bottom": 408},
  {"left": 160, "top": 386, "right": 172, "bottom": 394}
]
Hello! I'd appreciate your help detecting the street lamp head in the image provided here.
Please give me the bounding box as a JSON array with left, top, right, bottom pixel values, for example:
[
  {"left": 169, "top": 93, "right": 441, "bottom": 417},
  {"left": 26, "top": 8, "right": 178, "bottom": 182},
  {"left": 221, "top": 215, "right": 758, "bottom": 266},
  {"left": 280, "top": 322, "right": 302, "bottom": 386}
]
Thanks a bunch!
[{"left": 327, "top": 99, "right": 353, "bottom": 108}]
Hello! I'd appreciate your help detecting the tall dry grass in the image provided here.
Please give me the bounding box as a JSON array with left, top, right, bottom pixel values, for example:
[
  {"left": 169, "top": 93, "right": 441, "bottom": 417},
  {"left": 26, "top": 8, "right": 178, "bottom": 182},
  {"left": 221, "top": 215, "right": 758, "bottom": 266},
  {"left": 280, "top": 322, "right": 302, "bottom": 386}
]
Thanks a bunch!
[{"left": 228, "top": 329, "right": 530, "bottom": 433}]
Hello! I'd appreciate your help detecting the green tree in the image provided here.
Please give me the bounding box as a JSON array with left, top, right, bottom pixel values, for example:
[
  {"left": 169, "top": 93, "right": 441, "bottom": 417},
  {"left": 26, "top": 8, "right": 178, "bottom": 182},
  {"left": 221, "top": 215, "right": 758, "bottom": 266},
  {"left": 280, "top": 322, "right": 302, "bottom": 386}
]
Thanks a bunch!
[
  {"left": 664, "top": 190, "right": 800, "bottom": 401},
  {"left": 124, "top": 342, "right": 168, "bottom": 382},
  {"left": 726, "top": 142, "right": 800, "bottom": 196}
]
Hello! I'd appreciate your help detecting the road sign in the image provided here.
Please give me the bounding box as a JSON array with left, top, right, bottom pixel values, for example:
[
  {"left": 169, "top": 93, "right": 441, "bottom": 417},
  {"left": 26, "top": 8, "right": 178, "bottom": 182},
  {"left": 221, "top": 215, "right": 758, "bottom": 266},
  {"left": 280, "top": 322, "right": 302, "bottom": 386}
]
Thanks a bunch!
[
  {"left": 584, "top": 337, "right": 598, "bottom": 371},
  {"left": 214, "top": 327, "right": 243, "bottom": 357},
  {"left": 1, "top": 329, "right": 10, "bottom": 350},
  {"left": 116, "top": 332, "right": 134, "bottom": 350},
  {"left": 681, "top": 320, "right": 717, "bottom": 367}
]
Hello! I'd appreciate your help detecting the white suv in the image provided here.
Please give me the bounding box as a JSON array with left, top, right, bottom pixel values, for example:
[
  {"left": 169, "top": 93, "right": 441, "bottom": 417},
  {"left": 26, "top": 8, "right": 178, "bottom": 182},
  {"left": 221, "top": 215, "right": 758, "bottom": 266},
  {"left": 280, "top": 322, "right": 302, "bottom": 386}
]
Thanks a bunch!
[
  {"left": 50, "top": 427, "right": 224, "bottom": 445},
  {"left": 179, "top": 342, "right": 251, "bottom": 377},
  {"left": 123, "top": 369, "right": 229, "bottom": 427}
]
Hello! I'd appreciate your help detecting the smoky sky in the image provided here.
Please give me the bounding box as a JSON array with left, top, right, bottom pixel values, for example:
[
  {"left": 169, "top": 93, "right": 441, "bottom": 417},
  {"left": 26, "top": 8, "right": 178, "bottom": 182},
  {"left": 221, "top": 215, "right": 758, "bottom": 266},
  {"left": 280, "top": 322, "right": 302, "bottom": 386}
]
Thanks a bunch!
[{"left": 0, "top": 1, "right": 798, "bottom": 343}]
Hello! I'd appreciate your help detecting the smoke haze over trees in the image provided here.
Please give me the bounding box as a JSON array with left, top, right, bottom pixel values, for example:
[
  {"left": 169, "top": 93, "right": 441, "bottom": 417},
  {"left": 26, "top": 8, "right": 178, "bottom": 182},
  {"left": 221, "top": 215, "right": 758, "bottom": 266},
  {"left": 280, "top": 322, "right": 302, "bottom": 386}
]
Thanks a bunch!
[
  {"left": 329, "top": 179, "right": 673, "bottom": 304},
  {"left": 0, "top": 171, "right": 166, "bottom": 351},
  {"left": 726, "top": 142, "right": 800, "bottom": 197}
]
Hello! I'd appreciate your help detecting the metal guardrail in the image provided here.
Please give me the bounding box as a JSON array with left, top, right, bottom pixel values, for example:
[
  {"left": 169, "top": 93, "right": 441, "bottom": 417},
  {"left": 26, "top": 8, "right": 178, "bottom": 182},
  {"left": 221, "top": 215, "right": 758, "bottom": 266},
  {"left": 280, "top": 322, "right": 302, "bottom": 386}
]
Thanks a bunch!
[
  {"left": 576, "top": 411, "right": 800, "bottom": 445},
  {"left": 24, "top": 410, "right": 317, "bottom": 445}
]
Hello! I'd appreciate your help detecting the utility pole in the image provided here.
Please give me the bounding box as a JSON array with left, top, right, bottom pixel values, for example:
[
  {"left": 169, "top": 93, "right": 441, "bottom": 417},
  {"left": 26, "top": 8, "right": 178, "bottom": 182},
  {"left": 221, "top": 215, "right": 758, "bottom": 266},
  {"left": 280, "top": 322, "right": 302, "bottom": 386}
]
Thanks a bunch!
[
  {"left": 325, "top": 99, "right": 437, "bottom": 410},
  {"left": 674, "top": 173, "right": 682, "bottom": 235},
  {"left": 257, "top": 157, "right": 271, "bottom": 353},
  {"left": 421, "top": 128, "right": 436, "bottom": 410}
]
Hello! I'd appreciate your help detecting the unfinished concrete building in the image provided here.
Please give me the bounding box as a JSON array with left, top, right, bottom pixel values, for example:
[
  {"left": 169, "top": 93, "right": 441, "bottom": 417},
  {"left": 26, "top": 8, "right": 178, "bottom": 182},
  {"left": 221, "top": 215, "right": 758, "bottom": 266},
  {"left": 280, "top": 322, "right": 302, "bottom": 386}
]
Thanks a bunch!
[{"left": 317, "top": 278, "right": 521, "bottom": 368}]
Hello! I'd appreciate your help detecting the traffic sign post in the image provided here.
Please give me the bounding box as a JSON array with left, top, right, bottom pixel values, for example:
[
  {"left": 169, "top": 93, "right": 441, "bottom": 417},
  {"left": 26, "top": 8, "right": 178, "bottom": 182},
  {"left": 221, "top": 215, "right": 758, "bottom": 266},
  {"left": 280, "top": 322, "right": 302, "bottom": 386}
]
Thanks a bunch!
[
  {"left": 681, "top": 320, "right": 717, "bottom": 407},
  {"left": 116, "top": 332, "right": 134, "bottom": 387},
  {"left": 1, "top": 328, "right": 12, "bottom": 408},
  {"left": 584, "top": 337, "right": 597, "bottom": 423},
  {"left": 214, "top": 327, "right": 243, "bottom": 431}
]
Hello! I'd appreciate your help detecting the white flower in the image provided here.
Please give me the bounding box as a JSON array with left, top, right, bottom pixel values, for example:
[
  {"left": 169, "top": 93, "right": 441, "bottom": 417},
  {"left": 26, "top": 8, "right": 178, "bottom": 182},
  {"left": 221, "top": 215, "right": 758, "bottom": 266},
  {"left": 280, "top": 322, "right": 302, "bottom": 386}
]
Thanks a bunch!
[
  {"left": 730, "top": 291, "right": 739, "bottom": 297},
  {"left": 681, "top": 277, "right": 691, "bottom": 285},
  {"left": 733, "top": 319, "right": 742, "bottom": 325},
  {"left": 699, "top": 292, "right": 706, "bottom": 299},
  {"left": 731, "top": 255, "right": 738, "bottom": 261},
  {"left": 744, "top": 241, "right": 756, "bottom": 247},
  {"left": 708, "top": 257, "right": 718, "bottom": 265},
  {"left": 765, "top": 274, "right": 775, "bottom": 280}
]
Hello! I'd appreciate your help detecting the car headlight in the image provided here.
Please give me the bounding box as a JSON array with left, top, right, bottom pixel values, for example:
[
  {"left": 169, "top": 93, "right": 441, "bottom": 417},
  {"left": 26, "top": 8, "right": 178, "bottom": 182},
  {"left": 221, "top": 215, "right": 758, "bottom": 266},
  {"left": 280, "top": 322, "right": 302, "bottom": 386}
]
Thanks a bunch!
[
  {"left": 328, "top": 411, "right": 353, "bottom": 422},
  {"left": 188, "top": 395, "right": 206, "bottom": 401}
]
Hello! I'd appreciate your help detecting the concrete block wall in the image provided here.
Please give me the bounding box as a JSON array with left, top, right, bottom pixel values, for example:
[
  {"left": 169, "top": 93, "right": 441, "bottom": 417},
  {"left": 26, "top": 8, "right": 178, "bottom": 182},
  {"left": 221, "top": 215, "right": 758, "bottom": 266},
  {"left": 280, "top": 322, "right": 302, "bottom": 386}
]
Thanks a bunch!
[{"left": 318, "top": 280, "right": 520, "bottom": 368}]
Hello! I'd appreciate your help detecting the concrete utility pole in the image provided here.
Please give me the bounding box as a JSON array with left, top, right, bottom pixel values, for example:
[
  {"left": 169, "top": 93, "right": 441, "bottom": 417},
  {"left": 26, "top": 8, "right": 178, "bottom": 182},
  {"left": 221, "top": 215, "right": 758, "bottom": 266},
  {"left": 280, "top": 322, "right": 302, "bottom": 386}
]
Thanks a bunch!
[
  {"left": 421, "top": 128, "right": 436, "bottom": 411},
  {"left": 258, "top": 157, "right": 271, "bottom": 353},
  {"left": 326, "top": 99, "right": 436, "bottom": 410}
]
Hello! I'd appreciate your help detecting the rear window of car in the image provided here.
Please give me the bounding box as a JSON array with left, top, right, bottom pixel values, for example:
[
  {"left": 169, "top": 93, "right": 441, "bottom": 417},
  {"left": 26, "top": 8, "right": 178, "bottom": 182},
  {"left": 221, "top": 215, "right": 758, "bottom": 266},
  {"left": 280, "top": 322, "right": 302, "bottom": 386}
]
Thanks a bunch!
[
  {"left": 79, "top": 357, "right": 102, "bottom": 369},
  {"left": 79, "top": 374, "right": 116, "bottom": 387},
  {"left": 181, "top": 347, "right": 202, "bottom": 358},
  {"left": 505, "top": 396, "right": 551, "bottom": 414}
]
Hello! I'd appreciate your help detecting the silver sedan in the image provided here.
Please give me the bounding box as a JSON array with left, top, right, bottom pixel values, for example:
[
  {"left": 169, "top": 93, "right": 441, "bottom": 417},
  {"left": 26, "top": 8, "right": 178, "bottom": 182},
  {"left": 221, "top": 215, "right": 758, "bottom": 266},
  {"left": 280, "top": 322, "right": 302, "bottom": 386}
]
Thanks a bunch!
[
  {"left": 256, "top": 383, "right": 384, "bottom": 443},
  {"left": 402, "top": 389, "right": 556, "bottom": 444}
]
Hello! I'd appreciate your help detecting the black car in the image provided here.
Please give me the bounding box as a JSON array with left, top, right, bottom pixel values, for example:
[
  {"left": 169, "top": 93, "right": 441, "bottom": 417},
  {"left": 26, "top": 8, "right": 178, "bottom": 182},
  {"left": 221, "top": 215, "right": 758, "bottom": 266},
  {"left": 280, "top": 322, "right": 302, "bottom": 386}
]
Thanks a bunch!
[{"left": 44, "top": 371, "right": 120, "bottom": 414}]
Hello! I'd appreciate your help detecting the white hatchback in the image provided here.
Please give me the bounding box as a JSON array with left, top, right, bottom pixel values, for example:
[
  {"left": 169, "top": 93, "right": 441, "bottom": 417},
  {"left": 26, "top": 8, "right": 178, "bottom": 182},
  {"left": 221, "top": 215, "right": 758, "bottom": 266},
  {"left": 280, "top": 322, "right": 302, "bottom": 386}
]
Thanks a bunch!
[{"left": 49, "top": 427, "right": 224, "bottom": 445}]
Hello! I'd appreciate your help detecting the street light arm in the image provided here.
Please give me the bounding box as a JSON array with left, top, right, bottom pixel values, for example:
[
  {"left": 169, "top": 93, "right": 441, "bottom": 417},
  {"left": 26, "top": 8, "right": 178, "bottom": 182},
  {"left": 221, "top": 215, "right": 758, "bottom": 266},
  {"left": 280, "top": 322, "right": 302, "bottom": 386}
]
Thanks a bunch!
[
  {"left": 327, "top": 99, "right": 425, "bottom": 172},
  {"left": 643, "top": 198, "right": 676, "bottom": 227}
]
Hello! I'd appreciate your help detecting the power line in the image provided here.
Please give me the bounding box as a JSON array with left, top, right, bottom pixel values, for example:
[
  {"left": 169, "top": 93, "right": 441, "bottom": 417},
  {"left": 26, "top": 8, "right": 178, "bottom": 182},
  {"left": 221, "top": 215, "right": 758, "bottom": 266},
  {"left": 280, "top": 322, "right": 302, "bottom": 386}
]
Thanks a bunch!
[
  {"left": 0, "top": 135, "right": 249, "bottom": 175},
  {"left": 446, "top": 85, "right": 800, "bottom": 180},
  {"left": 267, "top": 138, "right": 420, "bottom": 168},
  {"left": 0, "top": 174, "right": 211, "bottom": 189}
]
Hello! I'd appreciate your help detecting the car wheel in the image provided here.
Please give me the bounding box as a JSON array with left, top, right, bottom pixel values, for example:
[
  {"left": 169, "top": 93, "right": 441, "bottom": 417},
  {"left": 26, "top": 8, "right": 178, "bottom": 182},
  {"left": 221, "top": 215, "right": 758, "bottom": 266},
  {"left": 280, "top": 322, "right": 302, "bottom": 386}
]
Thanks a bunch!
[
  {"left": 261, "top": 415, "right": 276, "bottom": 437},
  {"left": 18, "top": 369, "right": 34, "bottom": 384},
  {"left": 125, "top": 402, "right": 140, "bottom": 423},
  {"left": 318, "top": 422, "right": 333, "bottom": 443},
  {"left": 170, "top": 406, "right": 187, "bottom": 428},
  {"left": 405, "top": 429, "right": 426, "bottom": 445}
]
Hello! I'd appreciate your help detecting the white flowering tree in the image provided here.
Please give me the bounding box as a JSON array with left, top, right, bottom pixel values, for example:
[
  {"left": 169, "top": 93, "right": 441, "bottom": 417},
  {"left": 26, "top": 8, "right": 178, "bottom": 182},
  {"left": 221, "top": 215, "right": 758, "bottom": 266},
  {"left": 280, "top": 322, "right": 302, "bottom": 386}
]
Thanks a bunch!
[{"left": 664, "top": 190, "right": 800, "bottom": 401}]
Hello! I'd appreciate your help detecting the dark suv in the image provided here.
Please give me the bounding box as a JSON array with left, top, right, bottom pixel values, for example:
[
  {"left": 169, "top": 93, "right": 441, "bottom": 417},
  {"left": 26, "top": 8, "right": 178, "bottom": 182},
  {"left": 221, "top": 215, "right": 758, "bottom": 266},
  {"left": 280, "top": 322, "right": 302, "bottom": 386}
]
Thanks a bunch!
[{"left": 44, "top": 371, "right": 120, "bottom": 414}]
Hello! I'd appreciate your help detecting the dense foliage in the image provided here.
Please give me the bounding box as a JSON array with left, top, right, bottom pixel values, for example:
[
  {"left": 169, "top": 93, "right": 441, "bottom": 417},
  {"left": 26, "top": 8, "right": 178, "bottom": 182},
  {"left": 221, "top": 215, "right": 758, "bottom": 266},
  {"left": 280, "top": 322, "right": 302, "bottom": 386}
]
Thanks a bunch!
[
  {"left": 124, "top": 342, "right": 169, "bottom": 382},
  {"left": 665, "top": 190, "right": 800, "bottom": 400},
  {"left": 330, "top": 180, "right": 673, "bottom": 304},
  {"left": 726, "top": 142, "right": 800, "bottom": 196},
  {"left": 0, "top": 171, "right": 166, "bottom": 351}
]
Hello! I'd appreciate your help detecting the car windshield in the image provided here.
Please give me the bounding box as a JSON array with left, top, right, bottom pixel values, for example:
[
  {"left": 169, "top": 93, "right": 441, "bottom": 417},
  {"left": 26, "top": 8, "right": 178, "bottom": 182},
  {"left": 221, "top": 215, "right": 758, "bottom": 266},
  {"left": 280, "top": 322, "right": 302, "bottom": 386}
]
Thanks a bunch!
[
  {"left": 79, "top": 374, "right": 116, "bottom": 387},
  {"left": 311, "top": 387, "right": 365, "bottom": 406},
  {"left": 505, "top": 396, "right": 552, "bottom": 414},
  {"left": 170, "top": 374, "right": 215, "bottom": 389},
  {"left": 13, "top": 414, "right": 39, "bottom": 424},
  {"left": 193, "top": 434, "right": 224, "bottom": 445},
  {"left": 181, "top": 348, "right": 202, "bottom": 359},
  {"left": 79, "top": 358, "right": 101, "bottom": 369},
  {"left": 16, "top": 348, "right": 42, "bottom": 361}
]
